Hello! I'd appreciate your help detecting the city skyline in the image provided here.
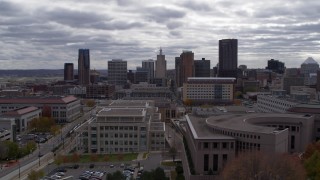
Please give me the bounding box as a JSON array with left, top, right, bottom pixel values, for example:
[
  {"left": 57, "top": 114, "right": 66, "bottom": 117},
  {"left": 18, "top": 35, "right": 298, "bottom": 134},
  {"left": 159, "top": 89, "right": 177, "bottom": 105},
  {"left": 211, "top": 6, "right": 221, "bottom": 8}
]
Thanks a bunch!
[{"left": 0, "top": 0, "right": 320, "bottom": 70}]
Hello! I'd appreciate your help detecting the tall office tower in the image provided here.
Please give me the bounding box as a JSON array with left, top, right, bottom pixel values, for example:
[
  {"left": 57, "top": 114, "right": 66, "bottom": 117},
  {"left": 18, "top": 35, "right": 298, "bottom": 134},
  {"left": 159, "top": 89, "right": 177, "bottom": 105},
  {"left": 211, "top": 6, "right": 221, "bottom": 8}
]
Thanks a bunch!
[
  {"left": 155, "top": 48, "right": 167, "bottom": 78},
  {"left": 218, "top": 39, "right": 238, "bottom": 78},
  {"left": 266, "top": 59, "right": 285, "bottom": 74},
  {"left": 175, "top": 51, "right": 194, "bottom": 87},
  {"left": 283, "top": 68, "right": 304, "bottom": 94},
  {"left": 194, "top": 58, "right": 210, "bottom": 77},
  {"left": 142, "top": 59, "right": 155, "bottom": 83},
  {"left": 78, "top": 49, "right": 90, "bottom": 85},
  {"left": 64, "top": 63, "right": 74, "bottom": 81},
  {"left": 108, "top": 59, "right": 127, "bottom": 86},
  {"left": 301, "top": 57, "right": 319, "bottom": 85}
]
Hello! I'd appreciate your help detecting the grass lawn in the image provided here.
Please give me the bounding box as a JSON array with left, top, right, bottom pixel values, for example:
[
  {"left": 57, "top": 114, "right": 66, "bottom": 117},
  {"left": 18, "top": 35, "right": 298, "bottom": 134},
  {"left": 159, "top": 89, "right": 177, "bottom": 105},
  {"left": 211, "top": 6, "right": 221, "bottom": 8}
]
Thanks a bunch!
[
  {"left": 63, "top": 153, "right": 138, "bottom": 163},
  {"left": 161, "top": 161, "right": 176, "bottom": 166}
]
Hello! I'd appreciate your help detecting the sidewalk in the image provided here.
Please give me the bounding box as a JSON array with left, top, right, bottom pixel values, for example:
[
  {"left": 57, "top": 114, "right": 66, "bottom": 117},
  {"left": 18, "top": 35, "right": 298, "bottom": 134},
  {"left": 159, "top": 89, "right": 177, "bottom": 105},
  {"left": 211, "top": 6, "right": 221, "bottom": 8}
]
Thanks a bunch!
[{"left": 136, "top": 152, "right": 145, "bottom": 161}]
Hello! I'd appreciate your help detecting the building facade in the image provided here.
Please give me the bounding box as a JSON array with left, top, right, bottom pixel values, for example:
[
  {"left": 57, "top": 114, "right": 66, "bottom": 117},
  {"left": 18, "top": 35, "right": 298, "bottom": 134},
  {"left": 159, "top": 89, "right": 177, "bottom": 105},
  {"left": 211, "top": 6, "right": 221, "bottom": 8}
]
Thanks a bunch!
[
  {"left": 175, "top": 51, "right": 194, "bottom": 87},
  {"left": 182, "top": 77, "right": 235, "bottom": 105},
  {"left": 0, "top": 96, "right": 81, "bottom": 123},
  {"left": 155, "top": 48, "right": 166, "bottom": 79},
  {"left": 0, "top": 106, "right": 41, "bottom": 134},
  {"left": 79, "top": 100, "right": 165, "bottom": 154},
  {"left": 194, "top": 58, "right": 210, "bottom": 77},
  {"left": 266, "top": 59, "right": 285, "bottom": 74},
  {"left": 86, "top": 84, "right": 115, "bottom": 99},
  {"left": 142, "top": 60, "right": 155, "bottom": 83},
  {"left": 183, "top": 113, "right": 314, "bottom": 175},
  {"left": 108, "top": 59, "right": 128, "bottom": 86},
  {"left": 64, "top": 63, "right": 74, "bottom": 81},
  {"left": 218, "top": 39, "right": 238, "bottom": 78},
  {"left": 78, "top": 49, "right": 90, "bottom": 85}
]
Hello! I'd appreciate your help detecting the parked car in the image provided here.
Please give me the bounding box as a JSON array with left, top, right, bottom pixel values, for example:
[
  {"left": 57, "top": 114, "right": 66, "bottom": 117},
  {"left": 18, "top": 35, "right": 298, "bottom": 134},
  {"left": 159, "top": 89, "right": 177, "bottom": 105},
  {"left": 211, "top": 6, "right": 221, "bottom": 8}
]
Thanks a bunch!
[
  {"left": 89, "top": 164, "right": 94, "bottom": 168},
  {"left": 109, "top": 164, "right": 114, "bottom": 168}
]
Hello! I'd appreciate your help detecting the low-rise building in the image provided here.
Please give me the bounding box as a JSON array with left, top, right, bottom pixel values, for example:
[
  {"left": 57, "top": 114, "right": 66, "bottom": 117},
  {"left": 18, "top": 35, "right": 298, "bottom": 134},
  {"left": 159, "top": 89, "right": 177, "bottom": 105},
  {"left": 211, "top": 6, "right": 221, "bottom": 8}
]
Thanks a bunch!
[
  {"left": 182, "top": 77, "right": 235, "bottom": 105},
  {"left": 79, "top": 100, "right": 165, "bottom": 154},
  {"left": 0, "top": 106, "right": 41, "bottom": 134},
  {"left": 0, "top": 96, "right": 81, "bottom": 123}
]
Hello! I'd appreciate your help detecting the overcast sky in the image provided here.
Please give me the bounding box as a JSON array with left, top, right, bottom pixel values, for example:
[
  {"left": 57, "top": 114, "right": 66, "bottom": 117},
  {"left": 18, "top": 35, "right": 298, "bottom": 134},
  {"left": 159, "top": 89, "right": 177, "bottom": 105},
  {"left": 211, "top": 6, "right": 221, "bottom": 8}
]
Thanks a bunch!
[{"left": 0, "top": 0, "right": 319, "bottom": 70}]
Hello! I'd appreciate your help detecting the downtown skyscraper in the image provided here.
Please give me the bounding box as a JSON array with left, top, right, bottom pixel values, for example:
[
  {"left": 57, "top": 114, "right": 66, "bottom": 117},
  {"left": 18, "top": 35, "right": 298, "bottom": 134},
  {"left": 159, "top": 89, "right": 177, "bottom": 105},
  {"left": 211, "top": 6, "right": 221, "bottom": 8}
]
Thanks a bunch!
[
  {"left": 155, "top": 48, "right": 166, "bottom": 79},
  {"left": 64, "top": 63, "right": 74, "bottom": 81},
  {"left": 218, "top": 39, "right": 238, "bottom": 78},
  {"left": 175, "top": 50, "right": 194, "bottom": 87},
  {"left": 78, "top": 49, "right": 90, "bottom": 85},
  {"left": 108, "top": 59, "right": 127, "bottom": 86}
]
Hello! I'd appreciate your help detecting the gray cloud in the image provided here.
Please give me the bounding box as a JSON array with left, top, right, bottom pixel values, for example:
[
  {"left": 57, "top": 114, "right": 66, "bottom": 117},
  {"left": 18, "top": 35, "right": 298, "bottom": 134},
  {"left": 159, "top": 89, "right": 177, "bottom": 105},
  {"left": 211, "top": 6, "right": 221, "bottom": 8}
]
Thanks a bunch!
[
  {"left": 180, "top": 1, "right": 212, "bottom": 11},
  {"left": 145, "top": 6, "right": 186, "bottom": 23},
  {"left": 0, "top": 0, "right": 319, "bottom": 69}
]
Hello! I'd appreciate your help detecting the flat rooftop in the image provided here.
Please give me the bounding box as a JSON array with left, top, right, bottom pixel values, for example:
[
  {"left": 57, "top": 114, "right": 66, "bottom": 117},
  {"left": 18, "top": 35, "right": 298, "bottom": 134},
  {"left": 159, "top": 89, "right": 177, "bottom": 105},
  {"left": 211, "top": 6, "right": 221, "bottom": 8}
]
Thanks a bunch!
[
  {"left": 97, "top": 108, "right": 146, "bottom": 117},
  {"left": 102, "top": 100, "right": 154, "bottom": 107},
  {"left": 186, "top": 115, "right": 235, "bottom": 140},
  {"left": 206, "top": 113, "right": 312, "bottom": 134}
]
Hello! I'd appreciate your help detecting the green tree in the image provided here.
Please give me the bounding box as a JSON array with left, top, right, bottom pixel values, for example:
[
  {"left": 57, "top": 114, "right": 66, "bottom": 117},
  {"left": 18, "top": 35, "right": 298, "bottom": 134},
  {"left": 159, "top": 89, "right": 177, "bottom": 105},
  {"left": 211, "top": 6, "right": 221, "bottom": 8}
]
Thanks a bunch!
[
  {"left": 0, "top": 141, "right": 8, "bottom": 160},
  {"left": 304, "top": 150, "right": 320, "bottom": 179},
  {"left": 27, "top": 170, "right": 44, "bottom": 180},
  {"left": 106, "top": 170, "right": 126, "bottom": 180},
  {"left": 5, "top": 141, "right": 19, "bottom": 159},
  {"left": 140, "top": 167, "right": 169, "bottom": 180}
]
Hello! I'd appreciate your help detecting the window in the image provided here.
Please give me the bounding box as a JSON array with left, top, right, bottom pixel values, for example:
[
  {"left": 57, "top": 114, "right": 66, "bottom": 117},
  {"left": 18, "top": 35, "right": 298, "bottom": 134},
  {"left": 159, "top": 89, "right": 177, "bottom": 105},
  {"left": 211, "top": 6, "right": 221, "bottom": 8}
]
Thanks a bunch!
[
  {"left": 213, "top": 143, "right": 218, "bottom": 149},
  {"left": 204, "top": 142, "right": 209, "bottom": 149},
  {"left": 291, "top": 135, "right": 295, "bottom": 149},
  {"left": 213, "top": 154, "right": 218, "bottom": 171},
  {"left": 222, "top": 154, "right": 228, "bottom": 166},
  {"left": 204, "top": 154, "right": 209, "bottom": 171},
  {"left": 222, "top": 142, "right": 227, "bottom": 149}
]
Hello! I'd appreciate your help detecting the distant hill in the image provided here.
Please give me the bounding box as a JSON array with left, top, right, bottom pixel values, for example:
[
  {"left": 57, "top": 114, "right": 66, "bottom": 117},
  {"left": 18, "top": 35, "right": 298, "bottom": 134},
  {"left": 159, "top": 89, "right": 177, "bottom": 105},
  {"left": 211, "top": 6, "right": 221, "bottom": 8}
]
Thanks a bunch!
[{"left": 0, "top": 69, "right": 108, "bottom": 77}]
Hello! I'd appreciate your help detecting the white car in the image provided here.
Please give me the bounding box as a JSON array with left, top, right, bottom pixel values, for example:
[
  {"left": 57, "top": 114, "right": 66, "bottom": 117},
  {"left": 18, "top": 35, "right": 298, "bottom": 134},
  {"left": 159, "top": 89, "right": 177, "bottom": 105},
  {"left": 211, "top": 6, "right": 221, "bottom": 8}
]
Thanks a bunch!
[{"left": 50, "top": 174, "right": 62, "bottom": 179}]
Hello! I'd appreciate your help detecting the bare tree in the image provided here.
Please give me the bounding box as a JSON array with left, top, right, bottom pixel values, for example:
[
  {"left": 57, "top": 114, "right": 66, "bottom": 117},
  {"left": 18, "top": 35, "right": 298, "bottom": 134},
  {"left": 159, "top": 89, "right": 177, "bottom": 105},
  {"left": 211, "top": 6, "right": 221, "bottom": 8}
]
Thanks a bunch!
[{"left": 221, "top": 151, "right": 306, "bottom": 180}]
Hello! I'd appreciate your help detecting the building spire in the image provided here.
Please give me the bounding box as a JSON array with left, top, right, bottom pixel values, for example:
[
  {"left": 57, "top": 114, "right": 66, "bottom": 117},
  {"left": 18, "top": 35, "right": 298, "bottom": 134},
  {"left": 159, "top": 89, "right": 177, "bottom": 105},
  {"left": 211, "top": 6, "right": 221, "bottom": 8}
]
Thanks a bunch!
[{"left": 159, "top": 47, "right": 163, "bottom": 55}]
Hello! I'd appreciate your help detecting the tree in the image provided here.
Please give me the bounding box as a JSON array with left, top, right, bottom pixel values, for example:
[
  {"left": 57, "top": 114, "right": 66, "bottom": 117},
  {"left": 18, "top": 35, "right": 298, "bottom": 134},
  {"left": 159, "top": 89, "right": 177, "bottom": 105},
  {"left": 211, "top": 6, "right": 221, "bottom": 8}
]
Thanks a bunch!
[
  {"left": 0, "top": 141, "right": 8, "bottom": 160},
  {"left": 28, "top": 117, "right": 56, "bottom": 133},
  {"left": 86, "top": 99, "right": 96, "bottom": 107},
  {"left": 303, "top": 141, "right": 320, "bottom": 160},
  {"left": 183, "top": 99, "right": 192, "bottom": 106},
  {"left": 71, "top": 152, "right": 80, "bottom": 163},
  {"left": 117, "top": 154, "right": 124, "bottom": 161},
  {"left": 90, "top": 154, "right": 99, "bottom": 162},
  {"left": 54, "top": 155, "right": 63, "bottom": 166},
  {"left": 140, "top": 167, "right": 169, "bottom": 180},
  {"left": 106, "top": 170, "right": 126, "bottom": 180},
  {"left": 304, "top": 150, "right": 320, "bottom": 179},
  {"left": 221, "top": 152, "right": 306, "bottom": 180},
  {"left": 104, "top": 154, "right": 109, "bottom": 162},
  {"left": 28, "top": 170, "right": 44, "bottom": 180},
  {"left": 5, "top": 141, "right": 19, "bottom": 159}
]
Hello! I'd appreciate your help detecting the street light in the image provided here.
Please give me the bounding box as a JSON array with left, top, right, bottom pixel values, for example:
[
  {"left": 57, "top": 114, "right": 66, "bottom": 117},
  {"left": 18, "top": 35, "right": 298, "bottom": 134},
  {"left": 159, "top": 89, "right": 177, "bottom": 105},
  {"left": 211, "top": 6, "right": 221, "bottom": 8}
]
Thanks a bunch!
[{"left": 38, "top": 142, "right": 40, "bottom": 167}]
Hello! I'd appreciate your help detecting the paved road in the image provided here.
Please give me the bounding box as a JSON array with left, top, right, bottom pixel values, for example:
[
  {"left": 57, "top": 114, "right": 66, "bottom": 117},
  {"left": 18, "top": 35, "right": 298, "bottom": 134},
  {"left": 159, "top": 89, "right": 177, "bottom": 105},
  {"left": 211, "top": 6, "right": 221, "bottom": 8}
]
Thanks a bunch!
[{"left": 0, "top": 110, "right": 92, "bottom": 179}]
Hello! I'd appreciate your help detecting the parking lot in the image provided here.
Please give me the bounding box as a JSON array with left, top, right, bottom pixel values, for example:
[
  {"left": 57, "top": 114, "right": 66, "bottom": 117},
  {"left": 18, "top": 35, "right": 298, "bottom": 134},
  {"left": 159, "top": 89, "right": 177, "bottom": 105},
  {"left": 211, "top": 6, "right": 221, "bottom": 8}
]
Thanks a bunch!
[{"left": 44, "top": 162, "right": 139, "bottom": 180}]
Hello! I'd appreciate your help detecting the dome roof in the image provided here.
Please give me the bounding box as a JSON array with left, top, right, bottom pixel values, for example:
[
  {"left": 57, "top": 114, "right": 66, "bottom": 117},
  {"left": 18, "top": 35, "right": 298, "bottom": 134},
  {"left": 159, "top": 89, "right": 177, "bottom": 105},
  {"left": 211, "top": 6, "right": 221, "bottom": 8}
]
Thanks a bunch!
[{"left": 302, "top": 57, "right": 318, "bottom": 65}]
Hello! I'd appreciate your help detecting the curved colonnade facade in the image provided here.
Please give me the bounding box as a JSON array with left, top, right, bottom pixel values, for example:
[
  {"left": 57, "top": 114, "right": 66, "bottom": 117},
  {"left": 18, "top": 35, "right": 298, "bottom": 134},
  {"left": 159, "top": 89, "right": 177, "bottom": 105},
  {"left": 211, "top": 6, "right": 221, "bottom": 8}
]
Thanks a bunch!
[{"left": 183, "top": 113, "right": 314, "bottom": 175}]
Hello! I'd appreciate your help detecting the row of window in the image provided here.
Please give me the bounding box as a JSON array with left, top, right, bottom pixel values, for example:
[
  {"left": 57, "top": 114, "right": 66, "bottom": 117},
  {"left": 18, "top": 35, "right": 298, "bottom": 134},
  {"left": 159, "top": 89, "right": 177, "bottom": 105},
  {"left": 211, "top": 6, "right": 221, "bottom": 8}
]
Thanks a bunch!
[
  {"left": 95, "top": 133, "right": 139, "bottom": 138},
  {"left": 91, "top": 126, "right": 144, "bottom": 131},
  {"left": 213, "top": 128, "right": 261, "bottom": 140},
  {"left": 92, "top": 140, "right": 139, "bottom": 146},
  {"left": 200, "top": 142, "right": 234, "bottom": 150}
]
